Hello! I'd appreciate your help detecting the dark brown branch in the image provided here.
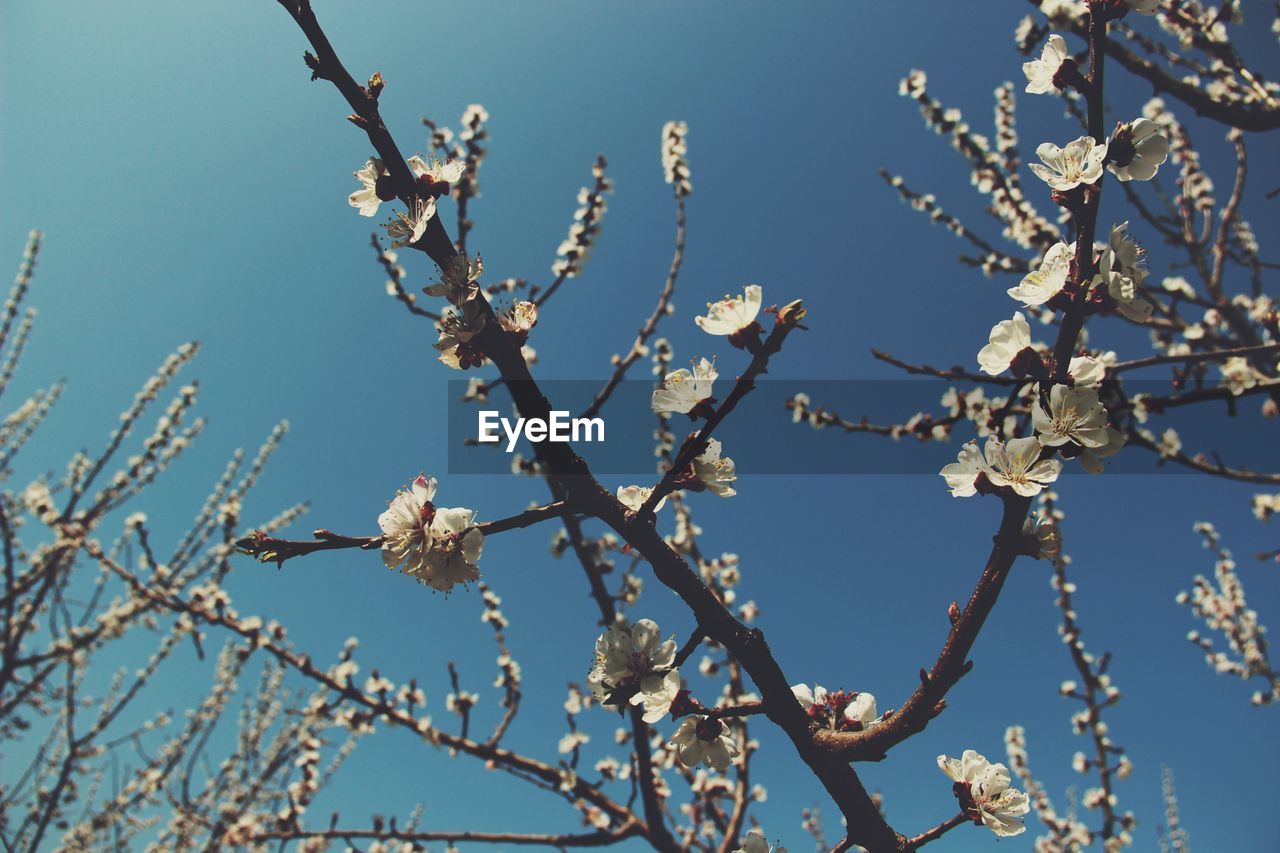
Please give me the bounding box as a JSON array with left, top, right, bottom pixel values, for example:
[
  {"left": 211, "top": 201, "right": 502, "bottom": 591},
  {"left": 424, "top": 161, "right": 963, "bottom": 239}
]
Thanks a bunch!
[
  {"left": 91, "top": 541, "right": 640, "bottom": 828},
  {"left": 819, "top": 5, "right": 1116, "bottom": 763},
  {"left": 235, "top": 528, "right": 379, "bottom": 567},
  {"left": 1044, "top": 3, "right": 1280, "bottom": 132},
  {"left": 628, "top": 705, "right": 680, "bottom": 853},
  {"left": 274, "top": 5, "right": 900, "bottom": 846},
  {"left": 371, "top": 233, "right": 440, "bottom": 321},
  {"left": 640, "top": 310, "right": 805, "bottom": 514},
  {"left": 1127, "top": 430, "right": 1280, "bottom": 485},
  {"left": 871, "top": 348, "right": 1025, "bottom": 386},
  {"left": 236, "top": 502, "right": 574, "bottom": 566},
  {"left": 249, "top": 825, "right": 640, "bottom": 847},
  {"left": 707, "top": 701, "right": 768, "bottom": 720},
  {"left": 671, "top": 627, "right": 705, "bottom": 668},
  {"left": 904, "top": 813, "right": 968, "bottom": 849},
  {"left": 1111, "top": 343, "right": 1280, "bottom": 373},
  {"left": 814, "top": 497, "right": 1030, "bottom": 761}
]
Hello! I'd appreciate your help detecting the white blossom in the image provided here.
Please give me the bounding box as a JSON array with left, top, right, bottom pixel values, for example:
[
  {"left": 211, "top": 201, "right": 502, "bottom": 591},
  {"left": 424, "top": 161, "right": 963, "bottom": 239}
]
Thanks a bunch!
[
  {"left": 378, "top": 475, "right": 483, "bottom": 592},
  {"left": 652, "top": 358, "right": 717, "bottom": 416},
  {"left": 1068, "top": 355, "right": 1106, "bottom": 388},
  {"left": 670, "top": 716, "right": 738, "bottom": 771},
  {"left": 588, "top": 619, "right": 681, "bottom": 723},
  {"left": 378, "top": 475, "right": 437, "bottom": 571},
  {"left": 413, "top": 506, "right": 484, "bottom": 592},
  {"left": 1096, "top": 222, "right": 1154, "bottom": 323},
  {"left": 425, "top": 254, "right": 483, "bottom": 305},
  {"left": 617, "top": 485, "right": 668, "bottom": 513},
  {"left": 696, "top": 285, "right": 763, "bottom": 337},
  {"left": 1029, "top": 136, "right": 1108, "bottom": 191},
  {"left": 435, "top": 302, "right": 487, "bottom": 370},
  {"left": 977, "top": 313, "right": 1033, "bottom": 375},
  {"left": 348, "top": 157, "right": 387, "bottom": 216},
  {"left": 407, "top": 155, "right": 467, "bottom": 187},
  {"left": 734, "top": 828, "right": 786, "bottom": 853},
  {"left": 1008, "top": 242, "right": 1072, "bottom": 307},
  {"left": 385, "top": 197, "right": 437, "bottom": 248},
  {"left": 1220, "top": 357, "right": 1260, "bottom": 396},
  {"left": 937, "top": 749, "right": 1030, "bottom": 837},
  {"left": 558, "top": 731, "right": 589, "bottom": 754},
  {"left": 1108, "top": 118, "right": 1169, "bottom": 182},
  {"left": 940, "top": 441, "right": 988, "bottom": 497},
  {"left": 791, "top": 684, "right": 881, "bottom": 732},
  {"left": 1033, "top": 385, "right": 1110, "bottom": 448},
  {"left": 498, "top": 300, "right": 538, "bottom": 337},
  {"left": 1080, "top": 426, "right": 1127, "bottom": 474},
  {"left": 1023, "top": 34, "right": 1070, "bottom": 94},
  {"left": 985, "top": 436, "right": 1062, "bottom": 497},
  {"left": 692, "top": 439, "right": 737, "bottom": 497}
]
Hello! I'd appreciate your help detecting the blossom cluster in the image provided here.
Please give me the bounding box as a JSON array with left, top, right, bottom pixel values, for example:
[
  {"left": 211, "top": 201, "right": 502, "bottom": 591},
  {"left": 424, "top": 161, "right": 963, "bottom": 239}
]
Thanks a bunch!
[
  {"left": 1177, "top": 522, "right": 1280, "bottom": 706},
  {"left": 661, "top": 120, "right": 693, "bottom": 197},
  {"left": 552, "top": 155, "right": 613, "bottom": 279},
  {"left": 617, "top": 284, "right": 776, "bottom": 506},
  {"left": 378, "top": 474, "right": 484, "bottom": 592},
  {"left": 937, "top": 749, "right": 1031, "bottom": 837}
]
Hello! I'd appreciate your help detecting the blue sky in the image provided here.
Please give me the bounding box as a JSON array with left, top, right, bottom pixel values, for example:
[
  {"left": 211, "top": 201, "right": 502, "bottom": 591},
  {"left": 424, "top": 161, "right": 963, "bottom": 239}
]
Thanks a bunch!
[{"left": 3, "top": 0, "right": 1278, "bottom": 849}]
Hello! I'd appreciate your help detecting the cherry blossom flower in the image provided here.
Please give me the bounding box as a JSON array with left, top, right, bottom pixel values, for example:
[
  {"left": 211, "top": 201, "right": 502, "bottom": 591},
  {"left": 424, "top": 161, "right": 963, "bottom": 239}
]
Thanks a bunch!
[
  {"left": 984, "top": 436, "right": 1062, "bottom": 496},
  {"left": 425, "top": 253, "right": 482, "bottom": 306},
  {"left": 652, "top": 358, "right": 717, "bottom": 417},
  {"left": 378, "top": 475, "right": 483, "bottom": 592},
  {"left": 937, "top": 749, "right": 1030, "bottom": 837},
  {"left": 1029, "top": 136, "right": 1108, "bottom": 191},
  {"left": 1008, "top": 242, "right": 1072, "bottom": 307},
  {"left": 617, "top": 484, "right": 667, "bottom": 513},
  {"left": 410, "top": 506, "right": 483, "bottom": 592},
  {"left": 1221, "top": 357, "right": 1261, "bottom": 395},
  {"left": 407, "top": 155, "right": 467, "bottom": 194},
  {"left": 1033, "top": 385, "right": 1110, "bottom": 448},
  {"left": 977, "top": 313, "right": 1034, "bottom": 375},
  {"left": 1144, "top": 426, "right": 1183, "bottom": 458},
  {"left": 734, "top": 828, "right": 786, "bottom": 853},
  {"left": 1079, "top": 426, "right": 1127, "bottom": 474},
  {"left": 435, "top": 301, "right": 488, "bottom": 370},
  {"left": 379, "top": 474, "right": 437, "bottom": 571},
  {"left": 696, "top": 285, "right": 763, "bottom": 346},
  {"left": 791, "top": 683, "right": 881, "bottom": 732},
  {"left": 1096, "top": 222, "right": 1154, "bottom": 322},
  {"left": 588, "top": 618, "right": 681, "bottom": 723},
  {"left": 348, "top": 157, "right": 390, "bottom": 216},
  {"left": 385, "top": 197, "right": 437, "bottom": 248},
  {"left": 1068, "top": 355, "right": 1106, "bottom": 388},
  {"left": 558, "top": 731, "right": 589, "bottom": 755},
  {"left": 691, "top": 439, "right": 737, "bottom": 497},
  {"left": 940, "top": 441, "right": 989, "bottom": 497},
  {"left": 1107, "top": 118, "right": 1169, "bottom": 182},
  {"left": 497, "top": 300, "right": 538, "bottom": 345},
  {"left": 1023, "top": 35, "right": 1070, "bottom": 94},
  {"left": 670, "top": 715, "right": 738, "bottom": 772}
]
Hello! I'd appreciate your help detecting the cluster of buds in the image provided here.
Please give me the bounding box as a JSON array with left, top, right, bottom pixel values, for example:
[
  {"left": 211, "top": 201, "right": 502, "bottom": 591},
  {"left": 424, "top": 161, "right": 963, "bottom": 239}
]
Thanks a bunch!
[
  {"left": 661, "top": 121, "right": 693, "bottom": 197},
  {"left": 552, "top": 155, "right": 612, "bottom": 279},
  {"left": 791, "top": 684, "right": 880, "bottom": 732}
]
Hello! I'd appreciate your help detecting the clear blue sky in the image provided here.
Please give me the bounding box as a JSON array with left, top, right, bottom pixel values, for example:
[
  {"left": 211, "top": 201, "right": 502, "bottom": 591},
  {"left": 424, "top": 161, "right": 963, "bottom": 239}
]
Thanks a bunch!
[{"left": 2, "top": 1, "right": 1278, "bottom": 849}]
